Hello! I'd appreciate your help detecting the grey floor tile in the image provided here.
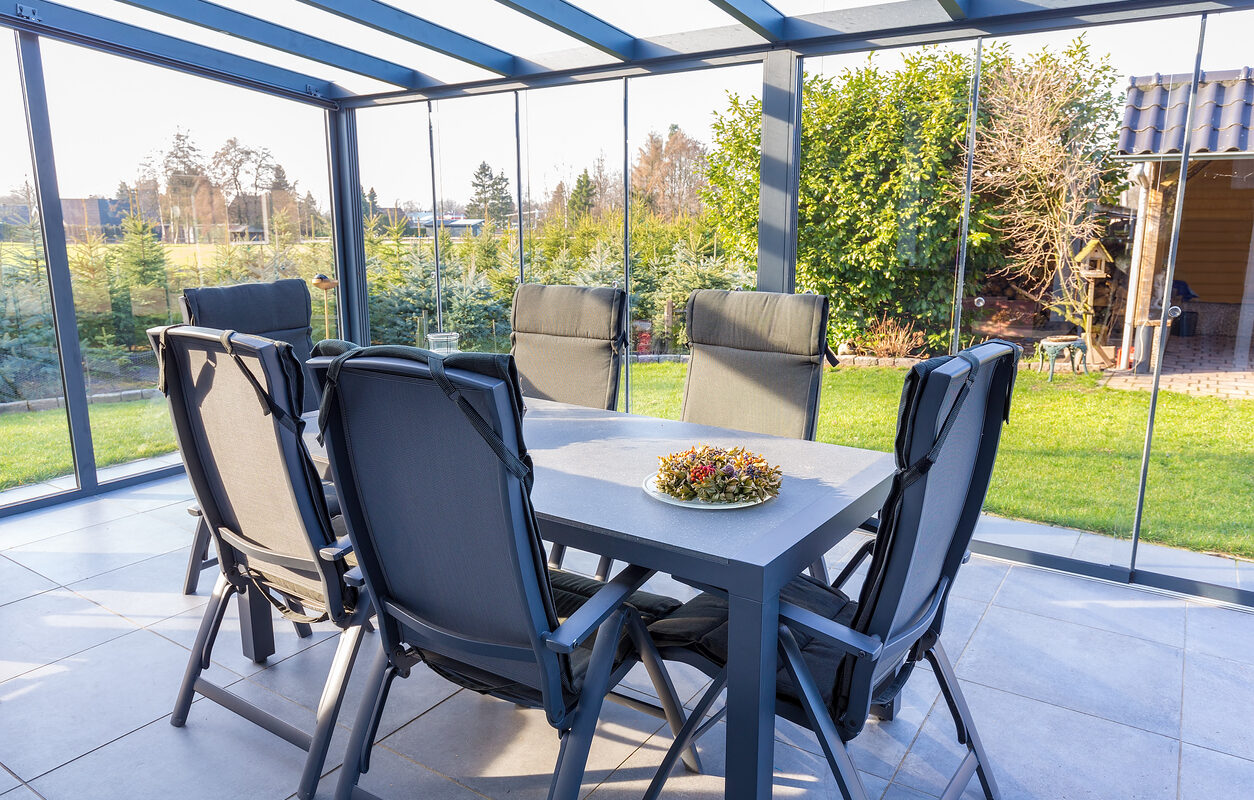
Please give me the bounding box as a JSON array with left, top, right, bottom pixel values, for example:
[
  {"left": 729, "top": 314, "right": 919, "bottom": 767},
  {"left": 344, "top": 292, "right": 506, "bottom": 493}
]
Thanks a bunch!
[
  {"left": 1185, "top": 603, "right": 1254, "bottom": 665},
  {"left": 148, "top": 594, "right": 336, "bottom": 678},
  {"left": 66, "top": 549, "right": 207, "bottom": 626},
  {"left": 587, "top": 718, "right": 887, "bottom": 800},
  {"left": 30, "top": 696, "right": 311, "bottom": 800},
  {"left": 934, "top": 595, "right": 986, "bottom": 659},
  {"left": 992, "top": 566, "right": 1187, "bottom": 647},
  {"left": 0, "top": 786, "right": 39, "bottom": 799},
  {"left": 949, "top": 557, "right": 1009, "bottom": 605},
  {"left": 0, "top": 767, "right": 17, "bottom": 794},
  {"left": 956, "top": 605, "right": 1183, "bottom": 736},
  {"left": 0, "top": 555, "right": 57, "bottom": 608},
  {"left": 895, "top": 680, "right": 1179, "bottom": 800},
  {"left": 99, "top": 476, "right": 194, "bottom": 514},
  {"left": 243, "top": 632, "right": 460, "bottom": 741},
  {"left": 0, "top": 497, "right": 136, "bottom": 551},
  {"left": 0, "top": 481, "right": 65, "bottom": 507},
  {"left": 1237, "top": 559, "right": 1254, "bottom": 592},
  {"left": 1182, "top": 652, "right": 1254, "bottom": 761},
  {"left": 382, "top": 687, "right": 664, "bottom": 800},
  {"left": 299, "top": 746, "right": 487, "bottom": 800},
  {"left": 1178, "top": 744, "right": 1254, "bottom": 800},
  {"left": 5, "top": 512, "right": 190, "bottom": 586},
  {"left": 1133, "top": 543, "right": 1240, "bottom": 590},
  {"left": 0, "top": 629, "right": 191, "bottom": 779},
  {"left": 0, "top": 589, "right": 138, "bottom": 684},
  {"left": 972, "top": 516, "right": 1081, "bottom": 558},
  {"left": 1069, "top": 532, "right": 1135, "bottom": 566},
  {"left": 881, "top": 785, "right": 938, "bottom": 800},
  {"left": 619, "top": 659, "right": 713, "bottom": 707}
]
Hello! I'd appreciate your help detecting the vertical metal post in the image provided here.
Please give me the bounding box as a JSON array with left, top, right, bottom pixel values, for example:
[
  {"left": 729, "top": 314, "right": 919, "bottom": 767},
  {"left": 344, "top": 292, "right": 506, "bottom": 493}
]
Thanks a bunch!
[
  {"left": 622, "top": 77, "right": 631, "bottom": 411},
  {"left": 326, "top": 105, "right": 369, "bottom": 344},
  {"left": 1129, "top": 15, "right": 1208, "bottom": 573},
  {"left": 16, "top": 31, "right": 97, "bottom": 491},
  {"left": 427, "top": 101, "right": 444, "bottom": 332},
  {"left": 756, "top": 50, "right": 802, "bottom": 294},
  {"left": 514, "top": 90, "right": 525, "bottom": 283},
  {"left": 950, "top": 37, "right": 983, "bottom": 355}
]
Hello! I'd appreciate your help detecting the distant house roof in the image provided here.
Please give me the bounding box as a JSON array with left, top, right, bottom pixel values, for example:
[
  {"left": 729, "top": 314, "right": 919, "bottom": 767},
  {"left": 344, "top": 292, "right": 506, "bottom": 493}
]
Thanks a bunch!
[{"left": 1118, "top": 68, "right": 1254, "bottom": 158}]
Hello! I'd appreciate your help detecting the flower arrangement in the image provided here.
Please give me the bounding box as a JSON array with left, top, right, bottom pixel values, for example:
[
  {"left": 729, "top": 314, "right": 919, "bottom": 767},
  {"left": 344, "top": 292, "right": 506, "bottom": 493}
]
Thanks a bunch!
[{"left": 654, "top": 445, "right": 782, "bottom": 504}]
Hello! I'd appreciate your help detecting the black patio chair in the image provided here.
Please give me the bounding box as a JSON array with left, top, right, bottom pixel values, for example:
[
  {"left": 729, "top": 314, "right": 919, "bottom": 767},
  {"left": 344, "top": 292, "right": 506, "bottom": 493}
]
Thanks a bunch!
[
  {"left": 509, "top": 283, "right": 628, "bottom": 574},
  {"left": 149, "top": 325, "right": 371, "bottom": 800},
  {"left": 645, "top": 340, "right": 1020, "bottom": 800},
  {"left": 309, "top": 343, "right": 700, "bottom": 800},
  {"left": 179, "top": 278, "right": 321, "bottom": 595}
]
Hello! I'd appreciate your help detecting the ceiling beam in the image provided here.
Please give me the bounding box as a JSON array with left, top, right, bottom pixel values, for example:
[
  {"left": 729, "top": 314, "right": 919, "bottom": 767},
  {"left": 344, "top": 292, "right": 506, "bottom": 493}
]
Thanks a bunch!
[
  {"left": 297, "top": 0, "right": 519, "bottom": 76},
  {"left": 112, "top": 0, "right": 431, "bottom": 89},
  {"left": 491, "top": 0, "right": 636, "bottom": 60},
  {"left": 0, "top": 0, "right": 342, "bottom": 103},
  {"left": 707, "top": 0, "right": 786, "bottom": 41}
]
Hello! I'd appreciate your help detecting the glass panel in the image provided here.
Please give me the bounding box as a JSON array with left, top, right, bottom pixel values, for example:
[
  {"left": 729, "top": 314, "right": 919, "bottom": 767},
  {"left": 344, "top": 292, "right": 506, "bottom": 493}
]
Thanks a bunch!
[
  {"left": 959, "top": 18, "right": 1200, "bottom": 570},
  {"left": 390, "top": 0, "right": 585, "bottom": 58},
  {"left": 357, "top": 101, "right": 440, "bottom": 347},
  {"left": 430, "top": 93, "right": 519, "bottom": 354},
  {"left": 1136, "top": 10, "right": 1254, "bottom": 587},
  {"left": 803, "top": 42, "right": 972, "bottom": 451},
  {"left": 40, "top": 38, "right": 336, "bottom": 480},
  {"left": 566, "top": 0, "right": 741, "bottom": 39},
  {"left": 771, "top": 0, "right": 880, "bottom": 15},
  {"left": 0, "top": 33, "right": 76, "bottom": 504},
  {"left": 626, "top": 64, "right": 762, "bottom": 416}
]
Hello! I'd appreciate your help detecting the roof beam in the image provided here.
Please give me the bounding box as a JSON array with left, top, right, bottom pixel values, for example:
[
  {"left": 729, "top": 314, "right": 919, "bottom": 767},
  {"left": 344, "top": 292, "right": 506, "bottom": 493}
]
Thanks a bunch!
[
  {"left": 112, "top": 0, "right": 430, "bottom": 89},
  {"left": 297, "top": 0, "right": 518, "bottom": 76},
  {"left": 0, "top": 0, "right": 342, "bottom": 103},
  {"left": 491, "top": 0, "right": 636, "bottom": 60},
  {"left": 707, "top": 0, "right": 786, "bottom": 41}
]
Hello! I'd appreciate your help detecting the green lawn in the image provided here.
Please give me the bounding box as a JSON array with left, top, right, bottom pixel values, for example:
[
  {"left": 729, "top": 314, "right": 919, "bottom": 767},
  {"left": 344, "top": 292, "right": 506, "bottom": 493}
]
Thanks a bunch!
[
  {"left": 5, "top": 364, "right": 1253, "bottom": 559},
  {"left": 625, "top": 362, "right": 1254, "bottom": 559},
  {"left": 0, "top": 398, "right": 177, "bottom": 489}
]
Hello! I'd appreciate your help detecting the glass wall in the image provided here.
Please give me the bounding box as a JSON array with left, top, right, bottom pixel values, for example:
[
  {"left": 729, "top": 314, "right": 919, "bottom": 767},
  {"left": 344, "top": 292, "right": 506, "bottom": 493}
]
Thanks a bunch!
[
  {"left": 1135, "top": 10, "right": 1254, "bottom": 589},
  {"left": 38, "top": 38, "right": 336, "bottom": 481},
  {"left": 625, "top": 65, "right": 761, "bottom": 416},
  {"left": 0, "top": 33, "right": 75, "bottom": 504},
  {"left": 430, "top": 93, "right": 520, "bottom": 353},
  {"left": 357, "top": 101, "right": 438, "bottom": 347}
]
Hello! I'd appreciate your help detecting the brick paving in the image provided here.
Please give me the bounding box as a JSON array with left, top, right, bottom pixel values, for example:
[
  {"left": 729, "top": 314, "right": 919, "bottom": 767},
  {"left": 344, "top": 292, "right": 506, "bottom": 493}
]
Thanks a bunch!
[{"left": 1102, "top": 334, "right": 1254, "bottom": 400}]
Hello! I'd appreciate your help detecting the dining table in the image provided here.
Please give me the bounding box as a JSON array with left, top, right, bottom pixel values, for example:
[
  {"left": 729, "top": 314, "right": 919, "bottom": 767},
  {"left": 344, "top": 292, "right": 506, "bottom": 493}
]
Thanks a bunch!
[{"left": 287, "top": 397, "right": 896, "bottom": 800}]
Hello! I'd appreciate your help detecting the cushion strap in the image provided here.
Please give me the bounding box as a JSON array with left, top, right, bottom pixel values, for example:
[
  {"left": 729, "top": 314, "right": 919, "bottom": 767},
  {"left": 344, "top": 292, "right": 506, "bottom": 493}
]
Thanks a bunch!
[{"left": 219, "top": 330, "right": 300, "bottom": 435}]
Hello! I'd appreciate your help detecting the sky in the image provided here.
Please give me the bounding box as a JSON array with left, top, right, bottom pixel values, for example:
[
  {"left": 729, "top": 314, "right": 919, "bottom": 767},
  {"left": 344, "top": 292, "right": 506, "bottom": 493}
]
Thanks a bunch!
[{"left": 0, "top": 6, "right": 1247, "bottom": 214}]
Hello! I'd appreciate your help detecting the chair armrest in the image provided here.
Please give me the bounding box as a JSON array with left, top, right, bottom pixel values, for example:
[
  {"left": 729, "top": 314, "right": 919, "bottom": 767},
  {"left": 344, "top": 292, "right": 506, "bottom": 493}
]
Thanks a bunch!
[
  {"left": 187, "top": 505, "right": 202, "bottom": 517},
  {"left": 830, "top": 539, "right": 875, "bottom": 590},
  {"left": 778, "top": 600, "right": 882, "bottom": 659},
  {"left": 544, "top": 564, "right": 655, "bottom": 654},
  {"left": 319, "top": 537, "right": 354, "bottom": 562},
  {"left": 343, "top": 566, "right": 366, "bottom": 589}
]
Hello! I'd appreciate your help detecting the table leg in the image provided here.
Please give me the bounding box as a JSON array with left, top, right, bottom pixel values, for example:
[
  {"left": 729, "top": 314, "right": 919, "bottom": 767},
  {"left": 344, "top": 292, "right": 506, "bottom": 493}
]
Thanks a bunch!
[
  {"left": 725, "top": 592, "right": 779, "bottom": 800},
  {"left": 237, "top": 587, "right": 275, "bottom": 664}
]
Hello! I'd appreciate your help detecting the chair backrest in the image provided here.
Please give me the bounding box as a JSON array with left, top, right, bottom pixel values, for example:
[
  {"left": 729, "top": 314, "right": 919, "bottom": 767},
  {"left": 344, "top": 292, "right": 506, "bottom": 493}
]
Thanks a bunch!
[
  {"left": 833, "top": 340, "right": 1019, "bottom": 738},
  {"left": 510, "top": 283, "right": 627, "bottom": 410},
  {"left": 681, "top": 289, "right": 829, "bottom": 440},
  {"left": 147, "top": 325, "right": 351, "bottom": 622},
  {"left": 311, "top": 344, "right": 575, "bottom": 725},
  {"left": 181, "top": 279, "right": 319, "bottom": 413}
]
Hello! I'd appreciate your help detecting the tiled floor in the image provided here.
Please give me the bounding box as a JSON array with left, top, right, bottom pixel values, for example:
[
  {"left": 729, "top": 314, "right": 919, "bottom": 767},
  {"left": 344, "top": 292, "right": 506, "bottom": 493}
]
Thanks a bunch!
[
  {"left": 2, "top": 475, "right": 1253, "bottom": 800},
  {"left": 1102, "top": 334, "right": 1254, "bottom": 400}
]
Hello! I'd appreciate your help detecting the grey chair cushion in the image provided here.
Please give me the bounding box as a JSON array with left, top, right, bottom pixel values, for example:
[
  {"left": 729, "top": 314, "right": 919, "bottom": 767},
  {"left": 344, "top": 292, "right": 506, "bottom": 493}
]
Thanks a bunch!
[
  {"left": 510, "top": 284, "right": 626, "bottom": 410},
  {"left": 681, "top": 289, "right": 829, "bottom": 440},
  {"left": 649, "top": 574, "right": 855, "bottom": 711},
  {"left": 549, "top": 568, "right": 682, "bottom": 624}
]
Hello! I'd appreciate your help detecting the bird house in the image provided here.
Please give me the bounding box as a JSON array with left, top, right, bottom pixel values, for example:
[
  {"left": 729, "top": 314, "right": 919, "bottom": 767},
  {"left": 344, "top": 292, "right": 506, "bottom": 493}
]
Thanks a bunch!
[{"left": 1074, "top": 239, "right": 1114, "bottom": 280}]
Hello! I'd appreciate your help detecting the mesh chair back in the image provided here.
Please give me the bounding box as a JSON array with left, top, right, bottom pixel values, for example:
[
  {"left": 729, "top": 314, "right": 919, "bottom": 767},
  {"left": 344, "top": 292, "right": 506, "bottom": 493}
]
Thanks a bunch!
[
  {"left": 834, "top": 341, "right": 1019, "bottom": 738},
  {"left": 148, "top": 325, "right": 348, "bottom": 619},
  {"left": 312, "top": 346, "right": 573, "bottom": 719},
  {"left": 181, "top": 279, "right": 319, "bottom": 413},
  {"left": 681, "top": 289, "right": 829, "bottom": 439},
  {"left": 510, "top": 284, "right": 627, "bottom": 410}
]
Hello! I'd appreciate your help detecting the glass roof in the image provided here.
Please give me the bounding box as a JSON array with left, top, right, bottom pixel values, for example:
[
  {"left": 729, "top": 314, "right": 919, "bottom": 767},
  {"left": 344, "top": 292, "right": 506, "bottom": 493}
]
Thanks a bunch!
[
  {"left": 390, "top": 0, "right": 587, "bottom": 58},
  {"left": 770, "top": 0, "right": 881, "bottom": 16},
  {"left": 566, "top": 0, "right": 742, "bottom": 39}
]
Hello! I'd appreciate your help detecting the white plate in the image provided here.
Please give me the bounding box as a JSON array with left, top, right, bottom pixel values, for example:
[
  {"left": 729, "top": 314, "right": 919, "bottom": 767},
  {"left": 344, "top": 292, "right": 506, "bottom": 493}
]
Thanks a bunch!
[{"left": 642, "top": 472, "right": 774, "bottom": 510}]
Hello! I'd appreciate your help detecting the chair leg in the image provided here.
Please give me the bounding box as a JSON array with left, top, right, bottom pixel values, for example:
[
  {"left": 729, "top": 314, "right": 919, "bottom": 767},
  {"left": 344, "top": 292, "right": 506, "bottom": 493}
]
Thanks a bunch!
[
  {"left": 297, "top": 623, "right": 367, "bottom": 800},
  {"left": 807, "top": 559, "right": 830, "bottom": 583},
  {"left": 925, "top": 642, "right": 1001, "bottom": 800},
  {"left": 547, "top": 543, "right": 568, "bottom": 569},
  {"left": 593, "top": 555, "right": 614, "bottom": 582},
  {"left": 625, "top": 615, "right": 702, "bottom": 773},
  {"left": 870, "top": 694, "right": 900, "bottom": 721},
  {"left": 335, "top": 645, "right": 395, "bottom": 800},
  {"left": 172, "top": 572, "right": 235, "bottom": 727},
  {"left": 547, "top": 611, "right": 627, "bottom": 800},
  {"left": 182, "top": 515, "right": 214, "bottom": 595},
  {"left": 642, "top": 671, "right": 727, "bottom": 800},
  {"left": 288, "top": 598, "right": 314, "bottom": 639}
]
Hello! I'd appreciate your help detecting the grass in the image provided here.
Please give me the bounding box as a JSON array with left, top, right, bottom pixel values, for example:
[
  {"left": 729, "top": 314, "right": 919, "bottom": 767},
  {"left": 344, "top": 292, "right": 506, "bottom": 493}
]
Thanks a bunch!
[
  {"left": 625, "top": 362, "right": 1254, "bottom": 559},
  {"left": 4, "top": 363, "right": 1253, "bottom": 559},
  {"left": 0, "top": 398, "right": 177, "bottom": 489}
]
